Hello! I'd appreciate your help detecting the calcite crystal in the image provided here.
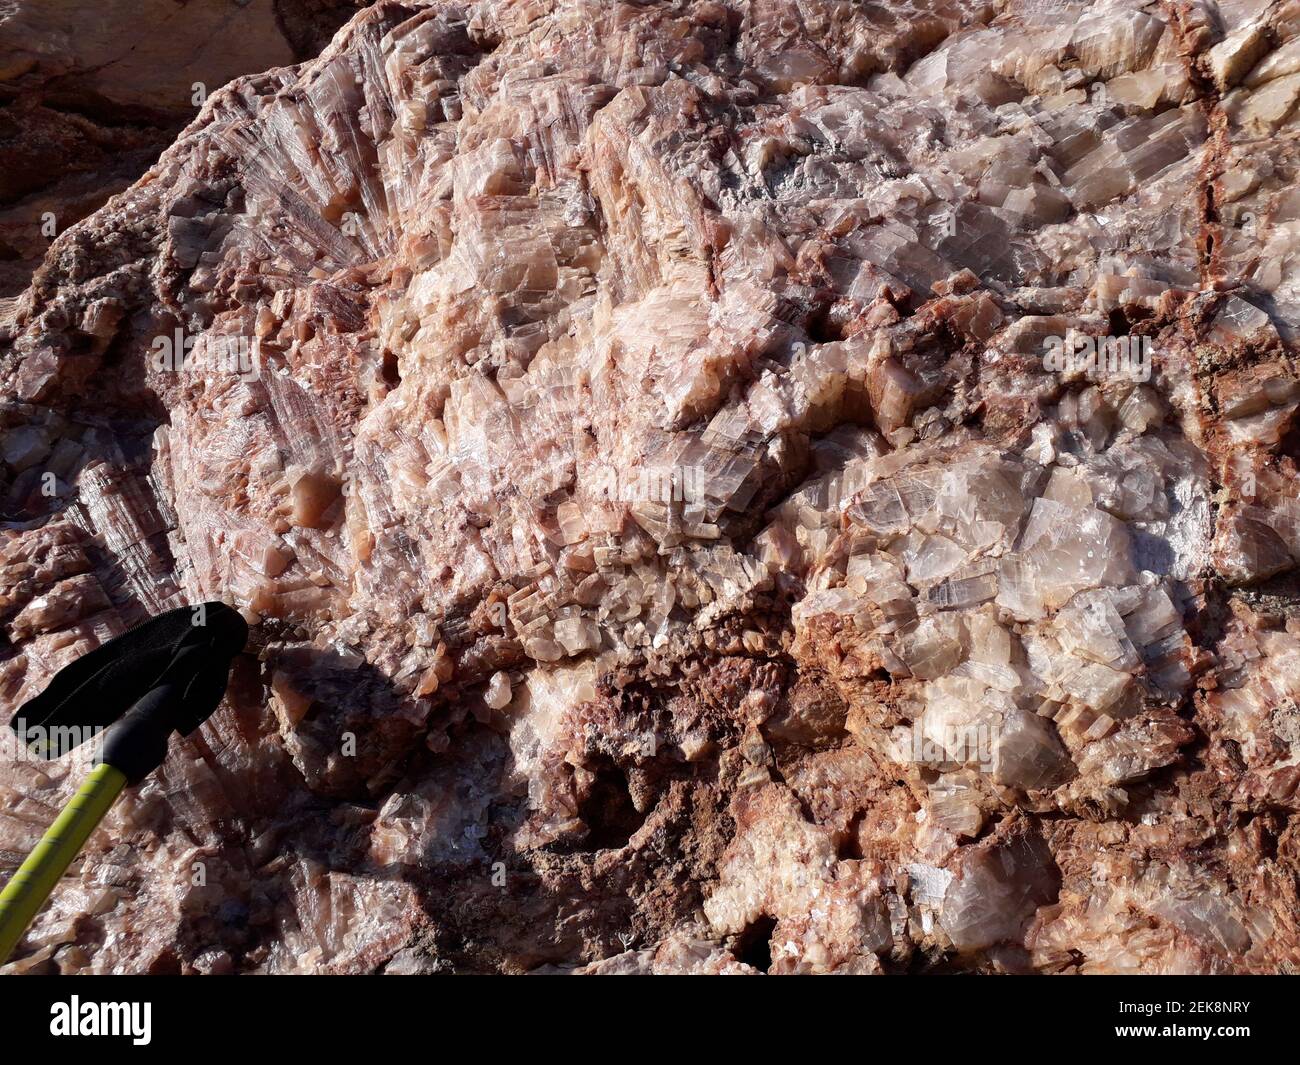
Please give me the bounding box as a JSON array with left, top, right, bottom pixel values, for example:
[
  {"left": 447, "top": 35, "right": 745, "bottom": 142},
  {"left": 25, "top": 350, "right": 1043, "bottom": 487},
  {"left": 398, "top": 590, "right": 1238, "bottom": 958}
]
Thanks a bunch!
[{"left": 2, "top": 0, "right": 1300, "bottom": 974}]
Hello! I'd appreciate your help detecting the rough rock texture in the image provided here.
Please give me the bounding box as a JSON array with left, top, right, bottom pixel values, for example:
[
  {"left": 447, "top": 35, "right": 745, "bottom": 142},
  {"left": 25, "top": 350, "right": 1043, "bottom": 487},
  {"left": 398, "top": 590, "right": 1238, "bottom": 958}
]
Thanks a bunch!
[
  {"left": 3, "top": 0, "right": 1300, "bottom": 974},
  {"left": 0, "top": 0, "right": 369, "bottom": 298}
]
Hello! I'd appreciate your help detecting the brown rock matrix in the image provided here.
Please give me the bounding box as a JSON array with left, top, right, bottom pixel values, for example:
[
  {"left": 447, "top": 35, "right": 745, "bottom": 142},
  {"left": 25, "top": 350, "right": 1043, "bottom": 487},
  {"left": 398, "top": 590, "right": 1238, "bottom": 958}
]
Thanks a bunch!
[{"left": 2, "top": 0, "right": 1300, "bottom": 974}]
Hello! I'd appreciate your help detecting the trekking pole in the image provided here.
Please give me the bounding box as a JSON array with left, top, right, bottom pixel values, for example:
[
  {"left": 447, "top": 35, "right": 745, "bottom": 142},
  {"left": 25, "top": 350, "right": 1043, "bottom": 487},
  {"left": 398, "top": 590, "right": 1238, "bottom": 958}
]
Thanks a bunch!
[
  {"left": 0, "top": 602, "right": 247, "bottom": 965},
  {"left": 0, "top": 763, "right": 127, "bottom": 963}
]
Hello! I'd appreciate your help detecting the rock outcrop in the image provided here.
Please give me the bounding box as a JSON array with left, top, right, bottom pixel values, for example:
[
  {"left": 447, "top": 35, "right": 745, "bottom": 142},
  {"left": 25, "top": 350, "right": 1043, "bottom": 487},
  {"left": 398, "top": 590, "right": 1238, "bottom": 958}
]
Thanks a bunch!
[
  {"left": 2, "top": 0, "right": 1300, "bottom": 974},
  {"left": 0, "top": 0, "right": 368, "bottom": 297}
]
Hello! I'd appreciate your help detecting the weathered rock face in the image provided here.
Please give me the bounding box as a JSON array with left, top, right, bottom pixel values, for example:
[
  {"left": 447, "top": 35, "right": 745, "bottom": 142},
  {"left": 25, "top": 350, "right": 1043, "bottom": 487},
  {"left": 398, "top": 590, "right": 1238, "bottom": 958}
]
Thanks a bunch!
[
  {"left": 2, "top": 0, "right": 1300, "bottom": 974},
  {"left": 0, "top": 0, "right": 368, "bottom": 298}
]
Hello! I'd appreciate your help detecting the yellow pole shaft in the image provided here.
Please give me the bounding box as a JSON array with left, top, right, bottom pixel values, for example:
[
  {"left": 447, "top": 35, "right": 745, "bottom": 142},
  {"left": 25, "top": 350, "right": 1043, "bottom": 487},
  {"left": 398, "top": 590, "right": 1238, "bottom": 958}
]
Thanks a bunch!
[{"left": 0, "top": 762, "right": 127, "bottom": 965}]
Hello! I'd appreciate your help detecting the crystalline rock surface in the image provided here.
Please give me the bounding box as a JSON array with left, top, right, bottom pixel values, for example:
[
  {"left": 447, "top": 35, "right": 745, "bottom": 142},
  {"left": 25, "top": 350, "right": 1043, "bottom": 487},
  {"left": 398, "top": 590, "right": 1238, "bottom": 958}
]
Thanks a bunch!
[{"left": 2, "top": 0, "right": 1300, "bottom": 974}]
